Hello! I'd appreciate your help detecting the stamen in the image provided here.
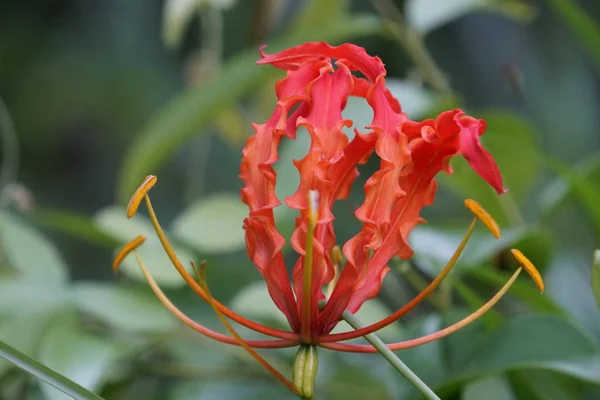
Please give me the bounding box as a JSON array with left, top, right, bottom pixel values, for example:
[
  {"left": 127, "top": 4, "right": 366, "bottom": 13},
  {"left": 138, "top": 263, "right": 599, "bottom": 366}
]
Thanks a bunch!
[
  {"left": 301, "top": 190, "right": 319, "bottom": 343},
  {"left": 134, "top": 251, "right": 297, "bottom": 349},
  {"left": 113, "top": 235, "right": 146, "bottom": 271},
  {"left": 139, "top": 190, "right": 297, "bottom": 340},
  {"left": 320, "top": 268, "right": 522, "bottom": 353},
  {"left": 464, "top": 199, "right": 500, "bottom": 238},
  {"left": 325, "top": 245, "right": 342, "bottom": 299},
  {"left": 197, "top": 261, "right": 300, "bottom": 395},
  {"left": 317, "top": 217, "right": 478, "bottom": 343},
  {"left": 510, "top": 249, "right": 544, "bottom": 293},
  {"left": 127, "top": 175, "right": 157, "bottom": 218}
]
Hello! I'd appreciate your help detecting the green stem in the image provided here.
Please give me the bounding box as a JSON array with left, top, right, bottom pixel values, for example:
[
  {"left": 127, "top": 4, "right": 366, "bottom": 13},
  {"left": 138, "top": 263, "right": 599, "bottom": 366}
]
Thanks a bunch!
[
  {"left": 369, "top": 0, "right": 451, "bottom": 94},
  {"left": 339, "top": 310, "right": 441, "bottom": 400},
  {"left": 0, "top": 339, "right": 105, "bottom": 400}
]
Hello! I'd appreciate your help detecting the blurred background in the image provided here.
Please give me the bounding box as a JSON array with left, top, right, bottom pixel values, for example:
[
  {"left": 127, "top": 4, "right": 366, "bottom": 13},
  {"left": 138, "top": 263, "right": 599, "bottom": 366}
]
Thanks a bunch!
[{"left": 0, "top": 0, "right": 599, "bottom": 399}]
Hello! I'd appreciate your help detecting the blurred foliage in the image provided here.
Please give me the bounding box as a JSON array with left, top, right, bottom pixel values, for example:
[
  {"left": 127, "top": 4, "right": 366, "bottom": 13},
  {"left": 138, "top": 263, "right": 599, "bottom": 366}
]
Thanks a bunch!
[{"left": 1, "top": 0, "right": 600, "bottom": 399}]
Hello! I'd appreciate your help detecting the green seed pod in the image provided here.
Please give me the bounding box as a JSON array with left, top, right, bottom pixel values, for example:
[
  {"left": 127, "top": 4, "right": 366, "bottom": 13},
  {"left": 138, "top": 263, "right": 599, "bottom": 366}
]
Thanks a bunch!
[{"left": 293, "top": 345, "right": 319, "bottom": 399}]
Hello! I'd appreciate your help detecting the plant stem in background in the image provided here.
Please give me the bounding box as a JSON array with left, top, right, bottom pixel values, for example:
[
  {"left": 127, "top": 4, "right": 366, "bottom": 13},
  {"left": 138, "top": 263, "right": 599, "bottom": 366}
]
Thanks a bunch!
[
  {"left": 339, "top": 310, "right": 441, "bottom": 400},
  {"left": 0, "top": 98, "right": 19, "bottom": 194},
  {"left": 0, "top": 339, "right": 105, "bottom": 400},
  {"left": 369, "top": 0, "right": 451, "bottom": 94}
]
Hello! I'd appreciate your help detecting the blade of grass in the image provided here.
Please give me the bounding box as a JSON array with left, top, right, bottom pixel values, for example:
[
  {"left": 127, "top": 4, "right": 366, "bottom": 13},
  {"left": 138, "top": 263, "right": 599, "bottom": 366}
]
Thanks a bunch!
[{"left": 0, "top": 339, "right": 105, "bottom": 400}]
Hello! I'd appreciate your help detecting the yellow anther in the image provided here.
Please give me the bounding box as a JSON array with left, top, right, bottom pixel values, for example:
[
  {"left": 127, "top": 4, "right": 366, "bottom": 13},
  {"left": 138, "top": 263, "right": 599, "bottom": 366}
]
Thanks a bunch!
[
  {"left": 464, "top": 199, "right": 501, "bottom": 239},
  {"left": 126, "top": 175, "right": 157, "bottom": 218},
  {"left": 510, "top": 249, "right": 544, "bottom": 293},
  {"left": 113, "top": 235, "right": 146, "bottom": 271}
]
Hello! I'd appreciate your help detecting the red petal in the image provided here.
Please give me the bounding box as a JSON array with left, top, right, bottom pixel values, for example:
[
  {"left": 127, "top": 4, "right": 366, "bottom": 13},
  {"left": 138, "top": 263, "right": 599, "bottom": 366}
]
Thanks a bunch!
[{"left": 456, "top": 115, "right": 506, "bottom": 194}]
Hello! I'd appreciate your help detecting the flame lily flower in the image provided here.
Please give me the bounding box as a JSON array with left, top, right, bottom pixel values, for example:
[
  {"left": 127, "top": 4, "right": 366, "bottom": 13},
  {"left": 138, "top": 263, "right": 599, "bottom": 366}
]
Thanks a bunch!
[{"left": 114, "top": 42, "right": 543, "bottom": 397}]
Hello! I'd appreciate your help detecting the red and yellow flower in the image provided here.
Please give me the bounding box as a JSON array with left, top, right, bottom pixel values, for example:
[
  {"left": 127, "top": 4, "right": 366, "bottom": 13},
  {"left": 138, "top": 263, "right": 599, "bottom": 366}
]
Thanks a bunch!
[{"left": 115, "top": 42, "right": 543, "bottom": 397}]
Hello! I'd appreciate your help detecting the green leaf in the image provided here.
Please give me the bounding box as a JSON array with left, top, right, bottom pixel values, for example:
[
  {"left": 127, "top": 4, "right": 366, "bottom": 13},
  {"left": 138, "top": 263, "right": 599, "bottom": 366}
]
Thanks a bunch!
[
  {"left": 438, "top": 110, "right": 541, "bottom": 223},
  {"left": 292, "top": 0, "right": 348, "bottom": 30},
  {"left": 545, "top": 0, "right": 600, "bottom": 69},
  {"left": 37, "top": 321, "right": 128, "bottom": 400},
  {"left": 229, "top": 281, "right": 289, "bottom": 328},
  {"left": 538, "top": 151, "right": 600, "bottom": 215},
  {"left": 406, "top": 0, "right": 535, "bottom": 35},
  {"left": 545, "top": 157, "right": 600, "bottom": 233},
  {"left": 592, "top": 250, "right": 600, "bottom": 309},
  {"left": 93, "top": 206, "right": 156, "bottom": 242},
  {"left": 470, "top": 267, "right": 562, "bottom": 314},
  {"left": 162, "top": 0, "right": 236, "bottom": 49},
  {"left": 0, "top": 211, "right": 68, "bottom": 282},
  {"left": 0, "top": 337, "right": 104, "bottom": 400},
  {"left": 33, "top": 208, "right": 120, "bottom": 248},
  {"left": 72, "top": 283, "right": 176, "bottom": 333},
  {"left": 436, "top": 315, "right": 600, "bottom": 394},
  {"left": 171, "top": 193, "right": 247, "bottom": 253},
  {"left": 94, "top": 206, "right": 196, "bottom": 287},
  {"left": 409, "top": 225, "right": 548, "bottom": 277},
  {"left": 117, "top": 15, "right": 384, "bottom": 202},
  {"left": 461, "top": 376, "right": 516, "bottom": 400},
  {"left": 0, "top": 280, "right": 71, "bottom": 316},
  {"left": 0, "top": 312, "right": 56, "bottom": 378},
  {"left": 115, "top": 243, "right": 196, "bottom": 288}
]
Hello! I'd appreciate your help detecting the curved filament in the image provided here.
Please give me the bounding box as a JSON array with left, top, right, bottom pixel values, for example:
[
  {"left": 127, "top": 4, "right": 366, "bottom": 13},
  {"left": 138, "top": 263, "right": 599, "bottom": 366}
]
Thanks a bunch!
[
  {"left": 317, "top": 217, "right": 478, "bottom": 343},
  {"left": 197, "top": 261, "right": 300, "bottom": 394},
  {"left": 135, "top": 252, "right": 298, "bottom": 349},
  {"left": 321, "top": 268, "right": 522, "bottom": 353},
  {"left": 142, "top": 194, "right": 297, "bottom": 340}
]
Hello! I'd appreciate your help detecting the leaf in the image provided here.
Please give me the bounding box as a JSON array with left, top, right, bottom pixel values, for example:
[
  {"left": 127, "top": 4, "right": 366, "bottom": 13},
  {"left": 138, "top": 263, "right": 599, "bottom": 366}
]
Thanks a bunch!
[
  {"left": 438, "top": 110, "right": 541, "bottom": 223},
  {"left": 94, "top": 206, "right": 196, "bottom": 287},
  {"left": 93, "top": 206, "right": 156, "bottom": 242},
  {"left": 0, "top": 312, "right": 56, "bottom": 378},
  {"left": 229, "top": 281, "right": 289, "bottom": 328},
  {"left": 461, "top": 376, "right": 516, "bottom": 400},
  {"left": 436, "top": 315, "right": 600, "bottom": 394},
  {"left": 37, "top": 321, "right": 128, "bottom": 400},
  {"left": 116, "top": 243, "right": 196, "bottom": 288},
  {"left": 545, "top": 157, "right": 600, "bottom": 233},
  {"left": 592, "top": 250, "right": 600, "bottom": 309},
  {"left": 173, "top": 381, "right": 296, "bottom": 400},
  {"left": 406, "top": 0, "right": 487, "bottom": 34},
  {"left": 162, "top": 0, "right": 237, "bottom": 49},
  {"left": 546, "top": 252, "right": 600, "bottom": 342},
  {"left": 330, "top": 299, "right": 404, "bottom": 342},
  {"left": 0, "top": 280, "right": 71, "bottom": 316},
  {"left": 409, "top": 225, "right": 548, "bottom": 277},
  {"left": 450, "top": 314, "right": 600, "bottom": 382},
  {"left": 117, "top": 15, "right": 384, "bottom": 202},
  {"left": 545, "top": 0, "right": 600, "bottom": 69},
  {"left": 0, "top": 336, "right": 104, "bottom": 400},
  {"left": 538, "top": 151, "right": 600, "bottom": 215},
  {"left": 292, "top": 0, "right": 348, "bottom": 30},
  {"left": 171, "top": 193, "right": 247, "bottom": 253},
  {"left": 33, "top": 208, "right": 120, "bottom": 248},
  {"left": 469, "top": 267, "right": 563, "bottom": 314},
  {"left": 72, "top": 283, "right": 176, "bottom": 333},
  {"left": 406, "top": 0, "right": 536, "bottom": 35},
  {"left": 0, "top": 211, "right": 68, "bottom": 283}
]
